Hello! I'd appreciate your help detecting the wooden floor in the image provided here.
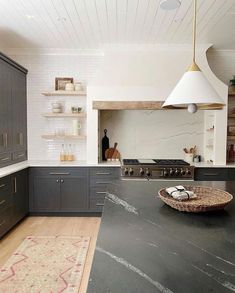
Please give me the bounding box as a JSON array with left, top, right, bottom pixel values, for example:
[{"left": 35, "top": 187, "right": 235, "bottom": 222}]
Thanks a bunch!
[{"left": 0, "top": 216, "right": 101, "bottom": 293}]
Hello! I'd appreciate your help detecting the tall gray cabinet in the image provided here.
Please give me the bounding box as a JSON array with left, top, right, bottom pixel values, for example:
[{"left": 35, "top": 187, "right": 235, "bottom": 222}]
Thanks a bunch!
[{"left": 0, "top": 53, "right": 28, "bottom": 167}]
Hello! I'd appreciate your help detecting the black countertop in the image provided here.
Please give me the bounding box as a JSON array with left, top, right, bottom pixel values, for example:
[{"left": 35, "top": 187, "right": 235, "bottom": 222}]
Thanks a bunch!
[{"left": 88, "top": 180, "right": 235, "bottom": 293}]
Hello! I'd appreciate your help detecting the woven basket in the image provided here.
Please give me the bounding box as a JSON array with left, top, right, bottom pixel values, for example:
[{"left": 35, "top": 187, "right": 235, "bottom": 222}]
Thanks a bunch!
[{"left": 158, "top": 186, "right": 233, "bottom": 213}]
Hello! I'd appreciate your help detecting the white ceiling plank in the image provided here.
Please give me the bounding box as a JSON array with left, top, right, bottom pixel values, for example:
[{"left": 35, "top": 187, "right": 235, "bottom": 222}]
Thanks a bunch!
[
  {"left": 117, "top": 0, "right": 128, "bottom": 43},
  {"left": 49, "top": 0, "right": 79, "bottom": 48},
  {"left": 63, "top": 0, "right": 91, "bottom": 48},
  {"left": 27, "top": 0, "right": 64, "bottom": 47},
  {"left": 94, "top": 0, "right": 109, "bottom": 43},
  {"left": 163, "top": 0, "right": 192, "bottom": 43},
  {"left": 181, "top": 0, "right": 221, "bottom": 43},
  {"left": 125, "top": 0, "right": 140, "bottom": 43},
  {"left": 0, "top": 0, "right": 49, "bottom": 47},
  {"left": 133, "top": 0, "right": 155, "bottom": 43},
  {"left": 0, "top": 0, "right": 234, "bottom": 49},
  {"left": 105, "top": 0, "right": 116, "bottom": 43},
  {"left": 83, "top": 0, "right": 103, "bottom": 45},
  {"left": 198, "top": 0, "right": 234, "bottom": 39}
]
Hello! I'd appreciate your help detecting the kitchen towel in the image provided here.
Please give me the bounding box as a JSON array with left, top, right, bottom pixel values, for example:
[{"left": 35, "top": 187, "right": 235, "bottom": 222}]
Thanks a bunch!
[{"left": 166, "top": 186, "right": 197, "bottom": 201}]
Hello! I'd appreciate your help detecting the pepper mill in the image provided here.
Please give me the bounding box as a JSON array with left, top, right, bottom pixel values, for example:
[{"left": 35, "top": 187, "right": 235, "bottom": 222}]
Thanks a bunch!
[{"left": 102, "top": 129, "right": 109, "bottom": 161}]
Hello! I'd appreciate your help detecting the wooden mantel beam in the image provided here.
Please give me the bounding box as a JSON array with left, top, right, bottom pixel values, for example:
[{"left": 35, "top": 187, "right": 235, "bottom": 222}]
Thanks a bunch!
[{"left": 92, "top": 101, "right": 166, "bottom": 110}]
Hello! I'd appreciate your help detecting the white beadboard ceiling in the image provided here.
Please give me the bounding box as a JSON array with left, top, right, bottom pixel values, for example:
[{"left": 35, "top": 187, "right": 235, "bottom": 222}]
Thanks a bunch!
[{"left": 0, "top": 0, "right": 234, "bottom": 50}]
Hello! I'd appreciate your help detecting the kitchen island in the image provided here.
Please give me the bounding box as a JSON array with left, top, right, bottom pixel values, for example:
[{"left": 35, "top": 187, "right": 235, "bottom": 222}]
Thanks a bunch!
[{"left": 88, "top": 180, "right": 235, "bottom": 293}]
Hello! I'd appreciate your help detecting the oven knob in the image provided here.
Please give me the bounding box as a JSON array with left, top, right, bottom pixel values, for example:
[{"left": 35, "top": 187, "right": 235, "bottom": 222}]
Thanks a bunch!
[
  {"left": 169, "top": 168, "right": 175, "bottom": 176},
  {"left": 163, "top": 169, "right": 169, "bottom": 177},
  {"left": 186, "top": 169, "right": 191, "bottom": 176},
  {"left": 180, "top": 168, "right": 186, "bottom": 176},
  {"left": 139, "top": 168, "right": 144, "bottom": 176},
  {"left": 129, "top": 168, "right": 134, "bottom": 175},
  {"left": 175, "top": 169, "right": 180, "bottom": 176},
  {"left": 146, "top": 168, "right": 151, "bottom": 177},
  {"left": 124, "top": 168, "right": 128, "bottom": 175}
]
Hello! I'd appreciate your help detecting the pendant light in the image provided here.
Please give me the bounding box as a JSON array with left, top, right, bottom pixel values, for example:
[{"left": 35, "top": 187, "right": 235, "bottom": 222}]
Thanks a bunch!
[{"left": 162, "top": 0, "right": 224, "bottom": 113}]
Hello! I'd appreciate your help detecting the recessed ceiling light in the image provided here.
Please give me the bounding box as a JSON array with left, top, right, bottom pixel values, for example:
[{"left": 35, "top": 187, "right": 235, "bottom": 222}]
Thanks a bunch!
[
  {"left": 160, "top": 0, "right": 181, "bottom": 10},
  {"left": 26, "top": 15, "right": 35, "bottom": 19}
]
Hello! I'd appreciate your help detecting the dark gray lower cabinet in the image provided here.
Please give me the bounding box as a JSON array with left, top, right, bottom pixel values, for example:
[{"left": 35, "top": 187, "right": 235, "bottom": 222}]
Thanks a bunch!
[
  {"left": 12, "top": 169, "right": 28, "bottom": 224},
  {"left": 60, "top": 176, "right": 88, "bottom": 212},
  {"left": 89, "top": 167, "right": 120, "bottom": 212},
  {"left": 0, "top": 169, "right": 28, "bottom": 239},
  {"left": 195, "top": 168, "right": 229, "bottom": 181},
  {"left": 29, "top": 167, "right": 120, "bottom": 214},
  {"left": 32, "top": 177, "right": 60, "bottom": 212},
  {"left": 30, "top": 167, "right": 89, "bottom": 213}
]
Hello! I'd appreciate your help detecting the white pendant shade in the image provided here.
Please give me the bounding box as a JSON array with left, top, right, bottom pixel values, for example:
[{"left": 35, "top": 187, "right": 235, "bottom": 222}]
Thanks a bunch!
[{"left": 162, "top": 70, "right": 224, "bottom": 108}]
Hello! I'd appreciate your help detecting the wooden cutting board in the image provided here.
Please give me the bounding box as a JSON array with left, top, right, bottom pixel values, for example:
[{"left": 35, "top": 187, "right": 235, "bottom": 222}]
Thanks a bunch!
[{"left": 105, "top": 142, "right": 120, "bottom": 160}]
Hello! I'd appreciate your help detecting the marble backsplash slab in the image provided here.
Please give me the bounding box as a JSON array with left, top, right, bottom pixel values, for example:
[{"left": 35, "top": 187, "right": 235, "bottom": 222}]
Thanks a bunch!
[{"left": 100, "top": 110, "right": 204, "bottom": 160}]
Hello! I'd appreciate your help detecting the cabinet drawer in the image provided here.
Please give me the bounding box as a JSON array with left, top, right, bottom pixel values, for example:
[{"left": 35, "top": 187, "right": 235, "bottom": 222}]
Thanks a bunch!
[
  {"left": 195, "top": 168, "right": 229, "bottom": 181},
  {"left": 30, "top": 167, "right": 88, "bottom": 177},
  {"left": 12, "top": 150, "right": 27, "bottom": 162},
  {"left": 229, "top": 169, "right": 235, "bottom": 180},
  {"left": 0, "top": 207, "right": 12, "bottom": 238},
  {"left": 90, "top": 167, "right": 120, "bottom": 179},
  {"left": 0, "top": 176, "right": 11, "bottom": 199},
  {"left": 90, "top": 187, "right": 107, "bottom": 200},
  {"left": 0, "top": 153, "right": 12, "bottom": 167},
  {"left": 90, "top": 198, "right": 105, "bottom": 212}
]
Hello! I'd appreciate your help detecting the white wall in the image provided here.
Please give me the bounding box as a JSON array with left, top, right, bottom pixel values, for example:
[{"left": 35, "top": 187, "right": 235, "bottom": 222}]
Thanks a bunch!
[{"left": 207, "top": 49, "right": 235, "bottom": 85}]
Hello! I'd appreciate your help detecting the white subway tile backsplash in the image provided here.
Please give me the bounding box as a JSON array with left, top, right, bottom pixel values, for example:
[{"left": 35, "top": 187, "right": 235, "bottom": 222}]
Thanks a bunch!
[{"left": 9, "top": 54, "right": 103, "bottom": 161}]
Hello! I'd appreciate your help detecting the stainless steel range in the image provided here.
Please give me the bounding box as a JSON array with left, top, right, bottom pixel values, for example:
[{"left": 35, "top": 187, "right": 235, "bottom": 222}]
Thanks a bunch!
[{"left": 121, "top": 159, "right": 194, "bottom": 180}]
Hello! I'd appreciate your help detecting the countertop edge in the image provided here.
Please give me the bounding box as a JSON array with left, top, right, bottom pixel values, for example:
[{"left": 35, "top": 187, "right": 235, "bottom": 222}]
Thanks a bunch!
[
  {"left": 1, "top": 160, "right": 235, "bottom": 179},
  {"left": 0, "top": 160, "right": 121, "bottom": 178}
]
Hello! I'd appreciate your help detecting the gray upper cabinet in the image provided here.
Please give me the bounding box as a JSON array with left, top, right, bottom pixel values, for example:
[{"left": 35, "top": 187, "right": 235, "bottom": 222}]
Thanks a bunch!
[
  {"left": 0, "top": 59, "right": 12, "bottom": 162},
  {"left": 12, "top": 67, "right": 27, "bottom": 158},
  {"left": 0, "top": 53, "right": 28, "bottom": 167}
]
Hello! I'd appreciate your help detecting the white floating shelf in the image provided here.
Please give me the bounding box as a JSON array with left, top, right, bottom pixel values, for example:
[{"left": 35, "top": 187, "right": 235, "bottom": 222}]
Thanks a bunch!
[
  {"left": 42, "top": 113, "right": 86, "bottom": 118},
  {"left": 41, "top": 134, "right": 86, "bottom": 140},
  {"left": 41, "top": 90, "right": 86, "bottom": 96}
]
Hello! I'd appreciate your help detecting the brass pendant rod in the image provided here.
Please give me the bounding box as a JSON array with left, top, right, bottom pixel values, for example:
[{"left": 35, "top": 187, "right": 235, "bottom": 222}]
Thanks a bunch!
[{"left": 193, "top": 0, "right": 197, "bottom": 63}]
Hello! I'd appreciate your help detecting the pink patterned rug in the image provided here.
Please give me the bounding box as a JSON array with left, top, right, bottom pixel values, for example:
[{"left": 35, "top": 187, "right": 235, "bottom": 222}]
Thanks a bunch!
[{"left": 0, "top": 236, "right": 90, "bottom": 292}]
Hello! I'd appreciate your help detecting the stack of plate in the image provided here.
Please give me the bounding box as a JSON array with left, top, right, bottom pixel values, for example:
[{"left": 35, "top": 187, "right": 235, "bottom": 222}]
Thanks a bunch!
[{"left": 51, "top": 102, "right": 63, "bottom": 113}]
